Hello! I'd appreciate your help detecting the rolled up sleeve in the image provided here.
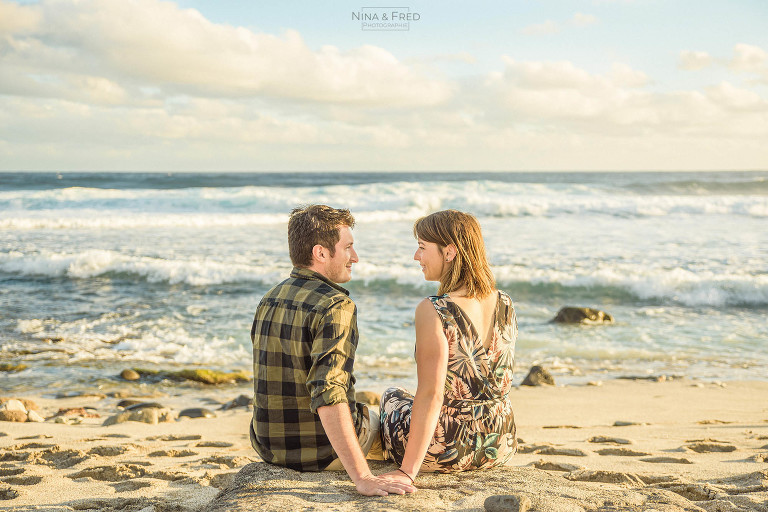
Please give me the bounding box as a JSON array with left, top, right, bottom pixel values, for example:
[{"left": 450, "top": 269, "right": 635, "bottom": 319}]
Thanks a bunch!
[{"left": 306, "top": 298, "right": 357, "bottom": 414}]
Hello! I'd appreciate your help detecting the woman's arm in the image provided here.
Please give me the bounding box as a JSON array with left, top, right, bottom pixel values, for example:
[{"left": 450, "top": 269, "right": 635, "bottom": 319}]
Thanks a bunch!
[{"left": 382, "top": 298, "right": 448, "bottom": 483}]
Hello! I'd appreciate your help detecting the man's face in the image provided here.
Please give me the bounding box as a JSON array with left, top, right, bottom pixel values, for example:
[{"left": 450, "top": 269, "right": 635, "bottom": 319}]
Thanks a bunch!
[{"left": 323, "top": 226, "right": 358, "bottom": 283}]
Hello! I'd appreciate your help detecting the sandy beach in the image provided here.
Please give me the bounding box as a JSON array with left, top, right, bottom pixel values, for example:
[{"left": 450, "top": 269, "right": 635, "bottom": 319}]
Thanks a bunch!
[{"left": 2, "top": 378, "right": 767, "bottom": 511}]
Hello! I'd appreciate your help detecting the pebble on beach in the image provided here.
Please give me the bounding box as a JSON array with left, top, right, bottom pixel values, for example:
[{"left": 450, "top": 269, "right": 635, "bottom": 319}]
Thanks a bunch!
[
  {"left": 120, "top": 369, "right": 141, "bottom": 381},
  {"left": 179, "top": 408, "right": 216, "bottom": 419}
]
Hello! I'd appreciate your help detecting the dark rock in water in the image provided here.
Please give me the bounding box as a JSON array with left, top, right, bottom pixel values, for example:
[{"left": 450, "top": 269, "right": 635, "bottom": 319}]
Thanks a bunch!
[
  {"left": 125, "top": 402, "right": 165, "bottom": 411},
  {"left": 355, "top": 391, "right": 380, "bottom": 406},
  {"left": 179, "top": 408, "right": 216, "bottom": 419},
  {"left": 521, "top": 365, "right": 555, "bottom": 386},
  {"left": 485, "top": 494, "right": 532, "bottom": 512},
  {"left": 219, "top": 395, "right": 253, "bottom": 410},
  {"left": 552, "top": 307, "right": 614, "bottom": 324},
  {"left": 120, "top": 369, "right": 140, "bottom": 381},
  {"left": 0, "top": 363, "right": 27, "bottom": 372}
]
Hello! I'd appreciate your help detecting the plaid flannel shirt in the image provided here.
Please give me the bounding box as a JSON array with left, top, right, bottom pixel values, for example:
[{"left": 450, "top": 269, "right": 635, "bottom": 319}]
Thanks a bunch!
[{"left": 249, "top": 267, "right": 366, "bottom": 471}]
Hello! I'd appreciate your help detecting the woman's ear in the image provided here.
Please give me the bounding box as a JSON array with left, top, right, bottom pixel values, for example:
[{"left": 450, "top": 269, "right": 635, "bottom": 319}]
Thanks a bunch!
[{"left": 444, "top": 244, "right": 457, "bottom": 262}]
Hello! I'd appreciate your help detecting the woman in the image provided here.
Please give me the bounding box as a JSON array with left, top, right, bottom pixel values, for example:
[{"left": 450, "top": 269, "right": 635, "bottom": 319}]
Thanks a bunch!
[{"left": 379, "top": 210, "right": 518, "bottom": 485}]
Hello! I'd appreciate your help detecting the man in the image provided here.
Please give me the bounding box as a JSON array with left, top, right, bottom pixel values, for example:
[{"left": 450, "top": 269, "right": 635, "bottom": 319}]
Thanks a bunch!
[{"left": 250, "top": 205, "right": 414, "bottom": 496}]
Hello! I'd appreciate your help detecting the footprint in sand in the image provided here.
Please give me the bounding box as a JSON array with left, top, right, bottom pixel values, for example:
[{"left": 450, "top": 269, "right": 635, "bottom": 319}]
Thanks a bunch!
[
  {"left": 146, "top": 434, "right": 201, "bottom": 441},
  {"left": 195, "top": 441, "right": 235, "bottom": 448},
  {"left": 0, "top": 484, "right": 19, "bottom": 500},
  {"left": 588, "top": 436, "right": 633, "bottom": 445},
  {"left": 110, "top": 480, "right": 152, "bottom": 492},
  {"left": 747, "top": 453, "right": 767, "bottom": 462},
  {"left": 3, "top": 475, "right": 43, "bottom": 485},
  {"left": 640, "top": 456, "right": 694, "bottom": 464},
  {"left": 697, "top": 419, "right": 733, "bottom": 425},
  {"left": 15, "top": 434, "right": 53, "bottom": 440},
  {"left": 88, "top": 445, "right": 136, "bottom": 456},
  {"left": 595, "top": 448, "right": 651, "bottom": 456},
  {"left": 0, "top": 468, "right": 24, "bottom": 477},
  {"left": 537, "top": 447, "right": 588, "bottom": 457},
  {"left": 528, "top": 460, "right": 585, "bottom": 472},
  {"left": 7, "top": 442, "right": 56, "bottom": 451},
  {"left": 148, "top": 449, "right": 198, "bottom": 457},
  {"left": 68, "top": 464, "right": 149, "bottom": 482},
  {"left": 565, "top": 470, "right": 646, "bottom": 486},
  {"left": 684, "top": 442, "right": 737, "bottom": 453}
]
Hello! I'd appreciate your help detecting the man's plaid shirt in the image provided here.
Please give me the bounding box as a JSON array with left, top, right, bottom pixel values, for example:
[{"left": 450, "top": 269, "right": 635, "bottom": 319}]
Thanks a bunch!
[{"left": 249, "top": 267, "right": 367, "bottom": 471}]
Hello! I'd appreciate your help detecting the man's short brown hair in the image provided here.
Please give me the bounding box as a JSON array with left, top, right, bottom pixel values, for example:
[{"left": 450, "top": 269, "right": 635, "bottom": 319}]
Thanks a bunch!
[{"left": 288, "top": 205, "right": 355, "bottom": 268}]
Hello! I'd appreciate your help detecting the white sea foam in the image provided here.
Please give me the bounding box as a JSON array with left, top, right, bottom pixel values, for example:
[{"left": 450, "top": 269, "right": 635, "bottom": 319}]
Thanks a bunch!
[
  {"left": 2, "top": 250, "right": 765, "bottom": 307},
  {"left": 1, "top": 181, "right": 766, "bottom": 232}
]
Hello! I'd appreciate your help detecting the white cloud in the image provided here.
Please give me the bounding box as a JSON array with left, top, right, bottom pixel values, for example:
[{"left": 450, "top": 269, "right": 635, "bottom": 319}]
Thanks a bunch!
[
  {"left": 0, "top": 0, "right": 766, "bottom": 172},
  {"left": 0, "top": 0, "right": 451, "bottom": 107},
  {"left": 679, "top": 50, "right": 712, "bottom": 71},
  {"left": 521, "top": 20, "right": 559, "bottom": 36},
  {"left": 730, "top": 44, "right": 768, "bottom": 73},
  {"left": 570, "top": 13, "right": 598, "bottom": 27}
]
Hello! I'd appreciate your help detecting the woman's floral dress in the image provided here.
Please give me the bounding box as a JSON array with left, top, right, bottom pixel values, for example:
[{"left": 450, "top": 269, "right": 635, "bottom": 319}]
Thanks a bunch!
[{"left": 380, "top": 291, "right": 518, "bottom": 472}]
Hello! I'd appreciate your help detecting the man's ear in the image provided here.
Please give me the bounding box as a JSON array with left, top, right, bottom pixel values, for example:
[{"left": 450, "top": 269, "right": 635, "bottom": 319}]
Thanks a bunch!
[
  {"left": 444, "top": 244, "right": 457, "bottom": 262},
  {"left": 312, "top": 244, "right": 327, "bottom": 263}
]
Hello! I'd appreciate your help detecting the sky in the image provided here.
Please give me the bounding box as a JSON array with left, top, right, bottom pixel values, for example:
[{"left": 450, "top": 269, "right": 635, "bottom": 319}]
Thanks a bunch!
[{"left": 0, "top": 0, "right": 766, "bottom": 172}]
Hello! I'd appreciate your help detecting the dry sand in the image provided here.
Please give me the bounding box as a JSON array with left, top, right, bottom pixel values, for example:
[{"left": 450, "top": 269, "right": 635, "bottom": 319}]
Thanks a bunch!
[{"left": 1, "top": 379, "right": 767, "bottom": 511}]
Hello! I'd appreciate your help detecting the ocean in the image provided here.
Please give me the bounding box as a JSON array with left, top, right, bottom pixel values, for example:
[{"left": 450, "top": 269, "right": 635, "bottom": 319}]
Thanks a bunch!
[{"left": 1, "top": 171, "right": 766, "bottom": 394}]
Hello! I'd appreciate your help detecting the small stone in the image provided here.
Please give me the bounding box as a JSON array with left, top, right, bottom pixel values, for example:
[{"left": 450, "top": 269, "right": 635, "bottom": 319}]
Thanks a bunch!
[
  {"left": 355, "top": 391, "right": 380, "bottom": 406},
  {"left": 0, "top": 398, "right": 39, "bottom": 411},
  {"left": 116, "top": 399, "right": 144, "bottom": 409},
  {"left": 0, "top": 399, "right": 26, "bottom": 413},
  {"left": 0, "top": 410, "right": 28, "bottom": 422},
  {"left": 219, "top": 394, "right": 253, "bottom": 410},
  {"left": 613, "top": 421, "right": 648, "bottom": 427},
  {"left": 131, "top": 408, "right": 159, "bottom": 425},
  {"left": 179, "top": 408, "right": 215, "bottom": 419},
  {"left": 54, "top": 416, "right": 67, "bottom": 424},
  {"left": 103, "top": 411, "right": 132, "bottom": 426},
  {"left": 586, "top": 381, "right": 602, "bottom": 386},
  {"left": 120, "top": 369, "right": 140, "bottom": 381},
  {"left": 520, "top": 365, "right": 555, "bottom": 386},
  {"left": 125, "top": 402, "right": 165, "bottom": 411},
  {"left": 26, "top": 410, "right": 45, "bottom": 423},
  {"left": 53, "top": 407, "right": 99, "bottom": 418},
  {"left": 484, "top": 494, "right": 532, "bottom": 512}
]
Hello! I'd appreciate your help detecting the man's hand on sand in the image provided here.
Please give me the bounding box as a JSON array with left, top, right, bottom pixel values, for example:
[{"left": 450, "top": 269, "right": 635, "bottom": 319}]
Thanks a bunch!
[{"left": 353, "top": 473, "right": 416, "bottom": 496}]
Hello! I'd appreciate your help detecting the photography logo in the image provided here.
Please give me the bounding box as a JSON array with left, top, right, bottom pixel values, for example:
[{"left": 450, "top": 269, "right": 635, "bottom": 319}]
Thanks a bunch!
[{"left": 353, "top": 7, "right": 421, "bottom": 31}]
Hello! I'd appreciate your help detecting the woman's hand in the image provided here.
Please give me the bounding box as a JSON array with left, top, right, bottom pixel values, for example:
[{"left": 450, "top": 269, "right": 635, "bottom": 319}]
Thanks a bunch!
[
  {"left": 353, "top": 472, "right": 416, "bottom": 496},
  {"left": 378, "top": 469, "right": 417, "bottom": 487}
]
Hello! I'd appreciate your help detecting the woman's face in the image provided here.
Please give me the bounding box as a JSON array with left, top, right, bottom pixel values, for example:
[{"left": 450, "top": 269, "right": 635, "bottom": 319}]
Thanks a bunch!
[{"left": 414, "top": 238, "right": 448, "bottom": 282}]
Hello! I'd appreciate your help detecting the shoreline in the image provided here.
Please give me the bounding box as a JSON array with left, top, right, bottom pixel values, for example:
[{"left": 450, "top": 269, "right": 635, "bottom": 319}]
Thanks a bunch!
[{"left": 1, "top": 378, "right": 767, "bottom": 510}]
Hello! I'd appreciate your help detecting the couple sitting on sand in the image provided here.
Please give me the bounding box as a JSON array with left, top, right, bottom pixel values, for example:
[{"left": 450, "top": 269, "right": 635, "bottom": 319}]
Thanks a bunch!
[{"left": 249, "top": 205, "right": 518, "bottom": 496}]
